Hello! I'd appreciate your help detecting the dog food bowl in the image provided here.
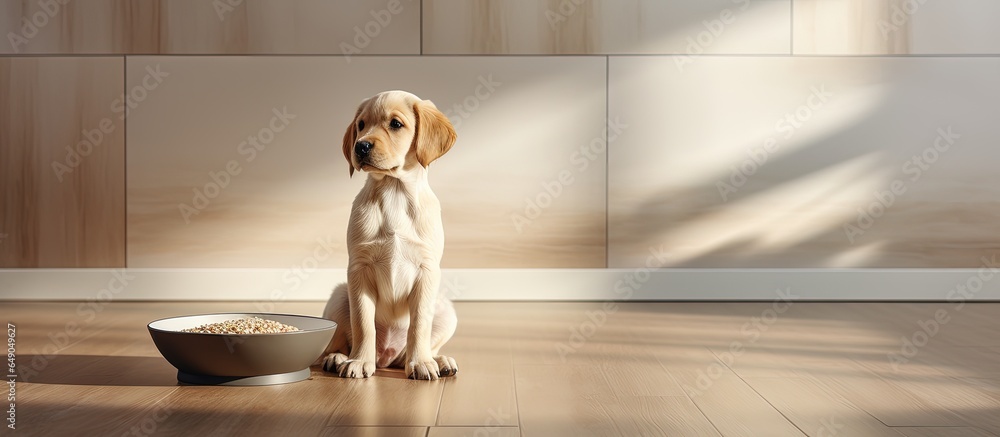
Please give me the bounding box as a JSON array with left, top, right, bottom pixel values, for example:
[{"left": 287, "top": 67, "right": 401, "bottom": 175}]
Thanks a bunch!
[{"left": 148, "top": 313, "right": 337, "bottom": 386}]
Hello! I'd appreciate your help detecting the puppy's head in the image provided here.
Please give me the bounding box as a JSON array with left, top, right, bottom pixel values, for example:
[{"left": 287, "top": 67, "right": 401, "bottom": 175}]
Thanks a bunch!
[{"left": 342, "top": 90, "right": 457, "bottom": 178}]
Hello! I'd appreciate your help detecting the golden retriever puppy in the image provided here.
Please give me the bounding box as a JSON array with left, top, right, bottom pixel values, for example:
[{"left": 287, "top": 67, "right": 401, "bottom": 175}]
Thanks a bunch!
[{"left": 321, "top": 90, "right": 459, "bottom": 380}]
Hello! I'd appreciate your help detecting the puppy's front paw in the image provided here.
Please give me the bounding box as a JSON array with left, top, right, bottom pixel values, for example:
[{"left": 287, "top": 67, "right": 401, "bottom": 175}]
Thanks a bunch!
[
  {"left": 406, "top": 358, "right": 442, "bottom": 380},
  {"left": 434, "top": 355, "right": 459, "bottom": 377},
  {"left": 339, "top": 359, "right": 375, "bottom": 378},
  {"left": 321, "top": 353, "right": 348, "bottom": 373}
]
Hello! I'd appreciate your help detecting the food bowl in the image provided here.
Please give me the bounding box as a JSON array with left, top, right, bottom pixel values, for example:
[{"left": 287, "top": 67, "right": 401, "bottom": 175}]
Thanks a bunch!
[{"left": 148, "top": 313, "right": 337, "bottom": 386}]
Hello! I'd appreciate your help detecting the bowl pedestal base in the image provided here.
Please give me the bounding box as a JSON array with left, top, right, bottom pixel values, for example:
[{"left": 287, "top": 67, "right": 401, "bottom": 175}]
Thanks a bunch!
[{"left": 177, "top": 368, "right": 311, "bottom": 386}]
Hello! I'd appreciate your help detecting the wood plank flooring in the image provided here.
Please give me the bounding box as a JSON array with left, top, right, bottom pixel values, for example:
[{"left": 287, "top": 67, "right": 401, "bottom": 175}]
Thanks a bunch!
[{"left": 2, "top": 301, "right": 999, "bottom": 436}]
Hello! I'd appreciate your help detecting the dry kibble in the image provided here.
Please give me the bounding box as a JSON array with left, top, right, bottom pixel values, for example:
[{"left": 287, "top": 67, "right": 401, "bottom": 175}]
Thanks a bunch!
[{"left": 182, "top": 316, "right": 300, "bottom": 334}]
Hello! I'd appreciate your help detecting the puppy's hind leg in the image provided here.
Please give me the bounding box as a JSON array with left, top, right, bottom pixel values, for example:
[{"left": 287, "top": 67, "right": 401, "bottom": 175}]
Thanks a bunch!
[{"left": 319, "top": 283, "right": 351, "bottom": 373}]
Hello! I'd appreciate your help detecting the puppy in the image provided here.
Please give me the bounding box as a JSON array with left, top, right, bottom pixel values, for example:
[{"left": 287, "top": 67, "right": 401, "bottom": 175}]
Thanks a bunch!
[{"left": 321, "top": 90, "right": 459, "bottom": 380}]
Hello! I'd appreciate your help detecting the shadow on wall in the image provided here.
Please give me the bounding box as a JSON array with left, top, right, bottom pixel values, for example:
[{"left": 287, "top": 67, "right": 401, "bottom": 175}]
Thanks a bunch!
[{"left": 609, "top": 56, "right": 1000, "bottom": 268}]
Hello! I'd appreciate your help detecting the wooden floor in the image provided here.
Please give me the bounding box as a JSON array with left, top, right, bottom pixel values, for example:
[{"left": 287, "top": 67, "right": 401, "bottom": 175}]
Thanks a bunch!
[{"left": 3, "top": 301, "right": 1000, "bottom": 436}]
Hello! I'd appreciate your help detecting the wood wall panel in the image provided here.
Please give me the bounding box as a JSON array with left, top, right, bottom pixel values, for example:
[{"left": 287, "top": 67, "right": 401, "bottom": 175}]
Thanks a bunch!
[
  {"left": 423, "top": 0, "right": 790, "bottom": 54},
  {"left": 0, "top": 57, "right": 125, "bottom": 267},
  {"left": 0, "top": 0, "right": 420, "bottom": 55}
]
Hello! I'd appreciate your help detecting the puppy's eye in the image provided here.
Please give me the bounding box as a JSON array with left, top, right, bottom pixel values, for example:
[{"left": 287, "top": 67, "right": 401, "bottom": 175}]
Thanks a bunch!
[
  {"left": 389, "top": 119, "right": 403, "bottom": 129},
  {"left": 357, "top": 120, "right": 365, "bottom": 131}
]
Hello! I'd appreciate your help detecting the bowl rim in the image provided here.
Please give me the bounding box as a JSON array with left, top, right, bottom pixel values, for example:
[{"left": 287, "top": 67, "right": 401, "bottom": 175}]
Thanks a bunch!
[{"left": 147, "top": 312, "right": 337, "bottom": 336}]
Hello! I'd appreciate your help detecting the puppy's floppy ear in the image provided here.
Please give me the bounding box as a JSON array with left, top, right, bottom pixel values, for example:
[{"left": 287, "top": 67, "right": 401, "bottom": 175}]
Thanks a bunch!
[
  {"left": 413, "top": 99, "right": 457, "bottom": 168},
  {"left": 342, "top": 113, "right": 358, "bottom": 178}
]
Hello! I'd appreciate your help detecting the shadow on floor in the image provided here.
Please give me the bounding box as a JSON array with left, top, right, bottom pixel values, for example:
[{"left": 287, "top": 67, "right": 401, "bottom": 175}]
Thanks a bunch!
[{"left": 17, "top": 354, "right": 179, "bottom": 387}]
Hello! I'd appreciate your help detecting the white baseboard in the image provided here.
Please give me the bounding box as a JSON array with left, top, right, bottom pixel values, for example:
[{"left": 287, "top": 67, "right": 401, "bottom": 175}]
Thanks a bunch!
[{"left": 2, "top": 268, "right": 1000, "bottom": 301}]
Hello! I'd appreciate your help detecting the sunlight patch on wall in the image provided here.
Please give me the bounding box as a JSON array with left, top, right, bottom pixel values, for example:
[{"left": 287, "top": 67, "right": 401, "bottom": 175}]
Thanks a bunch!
[{"left": 656, "top": 153, "right": 891, "bottom": 264}]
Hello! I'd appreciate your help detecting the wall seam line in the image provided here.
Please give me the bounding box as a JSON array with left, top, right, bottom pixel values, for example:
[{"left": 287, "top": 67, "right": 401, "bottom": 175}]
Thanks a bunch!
[{"left": 605, "top": 55, "right": 610, "bottom": 269}]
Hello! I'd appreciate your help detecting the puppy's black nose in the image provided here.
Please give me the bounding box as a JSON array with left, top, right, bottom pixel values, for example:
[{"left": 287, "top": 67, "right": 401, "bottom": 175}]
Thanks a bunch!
[{"left": 355, "top": 140, "right": 373, "bottom": 157}]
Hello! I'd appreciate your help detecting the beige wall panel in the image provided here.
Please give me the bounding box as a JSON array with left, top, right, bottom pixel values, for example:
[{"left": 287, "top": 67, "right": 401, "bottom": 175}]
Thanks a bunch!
[
  {"left": 424, "top": 0, "right": 790, "bottom": 54},
  {"left": 794, "top": 0, "right": 1000, "bottom": 55},
  {"left": 126, "top": 56, "right": 606, "bottom": 268},
  {"left": 0, "top": 57, "right": 125, "bottom": 267},
  {"left": 609, "top": 56, "right": 1000, "bottom": 268}
]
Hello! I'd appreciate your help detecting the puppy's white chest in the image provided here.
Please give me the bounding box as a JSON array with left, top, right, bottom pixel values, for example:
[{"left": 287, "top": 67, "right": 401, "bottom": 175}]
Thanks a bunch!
[
  {"left": 352, "top": 186, "right": 435, "bottom": 259},
  {"left": 359, "top": 204, "right": 423, "bottom": 258}
]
